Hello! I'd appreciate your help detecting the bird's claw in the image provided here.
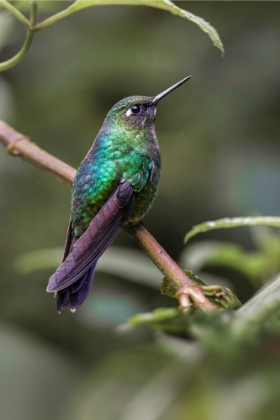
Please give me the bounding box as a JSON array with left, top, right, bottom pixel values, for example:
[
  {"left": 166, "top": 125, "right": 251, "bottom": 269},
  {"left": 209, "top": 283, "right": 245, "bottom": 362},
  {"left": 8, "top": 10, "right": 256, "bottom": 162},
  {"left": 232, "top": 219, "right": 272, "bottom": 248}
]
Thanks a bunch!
[
  {"left": 201, "top": 284, "right": 225, "bottom": 297},
  {"left": 176, "top": 284, "right": 216, "bottom": 314},
  {"left": 175, "top": 284, "right": 240, "bottom": 313}
]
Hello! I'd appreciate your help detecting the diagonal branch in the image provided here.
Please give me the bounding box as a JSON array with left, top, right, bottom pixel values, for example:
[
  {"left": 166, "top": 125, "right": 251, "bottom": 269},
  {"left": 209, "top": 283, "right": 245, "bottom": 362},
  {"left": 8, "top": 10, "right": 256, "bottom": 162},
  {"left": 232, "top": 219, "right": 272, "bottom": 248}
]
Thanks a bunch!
[
  {"left": 0, "top": 120, "right": 75, "bottom": 185},
  {"left": 0, "top": 119, "right": 215, "bottom": 310}
]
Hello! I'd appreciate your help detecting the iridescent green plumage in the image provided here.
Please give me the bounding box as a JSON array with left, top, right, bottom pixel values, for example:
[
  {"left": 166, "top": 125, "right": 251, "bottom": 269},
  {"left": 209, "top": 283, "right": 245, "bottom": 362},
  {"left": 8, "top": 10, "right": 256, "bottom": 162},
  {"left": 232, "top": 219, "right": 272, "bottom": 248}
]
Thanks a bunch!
[
  {"left": 47, "top": 76, "right": 191, "bottom": 312},
  {"left": 72, "top": 96, "right": 161, "bottom": 237}
]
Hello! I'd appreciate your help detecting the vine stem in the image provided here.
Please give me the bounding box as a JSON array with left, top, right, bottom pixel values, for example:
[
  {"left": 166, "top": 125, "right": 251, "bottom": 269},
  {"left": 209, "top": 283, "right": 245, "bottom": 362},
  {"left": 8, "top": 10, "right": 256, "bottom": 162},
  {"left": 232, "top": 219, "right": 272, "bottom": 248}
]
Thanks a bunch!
[
  {"left": 34, "top": 3, "right": 76, "bottom": 31},
  {"left": 0, "top": 119, "right": 215, "bottom": 310},
  {"left": 0, "top": 0, "right": 30, "bottom": 28},
  {"left": 0, "top": 1, "right": 37, "bottom": 72},
  {"left": 33, "top": 1, "right": 138, "bottom": 32}
]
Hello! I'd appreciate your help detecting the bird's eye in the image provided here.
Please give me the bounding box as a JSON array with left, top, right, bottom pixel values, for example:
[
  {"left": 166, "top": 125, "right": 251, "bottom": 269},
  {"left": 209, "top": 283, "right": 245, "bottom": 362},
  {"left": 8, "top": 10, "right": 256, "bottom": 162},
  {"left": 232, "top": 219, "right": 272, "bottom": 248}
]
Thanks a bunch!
[
  {"left": 125, "top": 104, "right": 144, "bottom": 117},
  {"left": 130, "top": 104, "right": 141, "bottom": 114}
]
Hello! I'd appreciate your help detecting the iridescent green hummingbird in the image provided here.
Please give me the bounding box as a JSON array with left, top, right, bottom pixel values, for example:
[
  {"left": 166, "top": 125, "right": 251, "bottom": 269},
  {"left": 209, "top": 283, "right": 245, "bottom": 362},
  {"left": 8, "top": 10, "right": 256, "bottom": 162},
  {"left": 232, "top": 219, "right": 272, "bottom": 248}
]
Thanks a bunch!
[{"left": 47, "top": 76, "right": 191, "bottom": 312}]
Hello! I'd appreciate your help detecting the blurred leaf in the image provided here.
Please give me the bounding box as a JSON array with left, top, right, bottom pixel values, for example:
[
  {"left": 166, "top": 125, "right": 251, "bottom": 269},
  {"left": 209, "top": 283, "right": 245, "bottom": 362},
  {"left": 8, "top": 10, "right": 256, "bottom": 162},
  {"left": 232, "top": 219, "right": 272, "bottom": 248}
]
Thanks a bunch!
[
  {"left": 15, "top": 246, "right": 161, "bottom": 288},
  {"left": 97, "top": 247, "right": 161, "bottom": 288},
  {"left": 179, "top": 362, "right": 280, "bottom": 420},
  {"left": 179, "top": 244, "right": 235, "bottom": 290},
  {"left": 0, "top": 324, "right": 78, "bottom": 420},
  {"left": 181, "top": 222, "right": 280, "bottom": 292},
  {"left": 128, "top": 307, "right": 188, "bottom": 335},
  {"left": 201, "top": 242, "right": 279, "bottom": 286},
  {"left": 116, "top": 361, "right": 193, "bottom": 420},
  {"left": 193, "top": 272, "right": 234, "bottom": 290},
  {"left": 59, "top": 332, "right": 280, "bottom": 420},
  {"left": 250, "top": 227, "right": 280, "bottom": 274},
  {"left": 182, "top": 228, "right": 280, "bottom": 288},
  {"left": 36, "top": 0, "right": 224, "bottom": 54},
  {"left": 60, "top": 343, "right": 200, "bottom": 420},
  {"left": 0, "top": 11, "right": 14, "bottom": 52},
  {"left": 184, "top": 216, "right": 280, "bottom": 244},
  {"left": 15, "top": 247, "right": 62, "bottom": 274},
  {"left": 236, "top": 272, "right": 280, "bottom": 323},
  {"left": 180, "top": 241, "right": 225, "bottom": 272},
  {"left": 184, "top": 241, "right": 268, "bottom": 283},
  {"left": 127, "top": 285, "right": 240, "bottom": 335}
]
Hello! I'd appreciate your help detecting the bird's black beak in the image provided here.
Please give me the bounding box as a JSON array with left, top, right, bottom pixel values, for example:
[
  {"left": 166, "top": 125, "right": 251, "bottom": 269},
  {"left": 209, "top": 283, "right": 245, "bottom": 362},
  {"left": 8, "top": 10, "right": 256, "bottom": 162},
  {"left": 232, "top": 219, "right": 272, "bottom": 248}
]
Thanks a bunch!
[{"left": 152, "top": 75, "right": 192, "bottom": 105}]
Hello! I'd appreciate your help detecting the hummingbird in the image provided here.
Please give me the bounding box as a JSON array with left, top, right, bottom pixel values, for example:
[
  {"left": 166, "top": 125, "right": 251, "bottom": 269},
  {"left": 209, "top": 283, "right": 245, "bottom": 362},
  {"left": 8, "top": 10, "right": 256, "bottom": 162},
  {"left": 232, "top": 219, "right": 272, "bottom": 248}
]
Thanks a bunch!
[{"left": 47, "top": 76, "right": 192, "bottom": 312}]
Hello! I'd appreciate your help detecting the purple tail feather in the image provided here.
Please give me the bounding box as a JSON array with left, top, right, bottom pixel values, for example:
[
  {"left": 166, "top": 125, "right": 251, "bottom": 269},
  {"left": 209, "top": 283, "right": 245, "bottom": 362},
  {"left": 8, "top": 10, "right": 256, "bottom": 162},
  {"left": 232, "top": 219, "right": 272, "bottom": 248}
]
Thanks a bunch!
[
  {"left": 57, "top": 264, "right": 96, "bottom": 313},
  {"left": 48, "top": 181, "right": 137, "bottom": 313}
]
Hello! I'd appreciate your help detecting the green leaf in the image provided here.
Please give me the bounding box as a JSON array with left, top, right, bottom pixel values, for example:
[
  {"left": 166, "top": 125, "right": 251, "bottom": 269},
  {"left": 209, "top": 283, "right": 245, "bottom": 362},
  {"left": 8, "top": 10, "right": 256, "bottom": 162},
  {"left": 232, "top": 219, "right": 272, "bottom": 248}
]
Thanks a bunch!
[
  {"left": 184, "top": 216, "right": 280, "bottom": 244},
  {"left": 236, "top": 273, "right": 280, "bottom": 322},
  {"left": 127, "top": 302, "right": 240, "bottom": 336},
  {"left": 35, "top": 0, "right": 224, "bottom": 54},
  {"left": 147, "top": 0, "right": 224, "bottom": 54},
  {"left": 181, "top": 229, "right": 280, "bottom": 288},
  {"left": 128, "top": 307, "right": 189, "bottom": 335},
  {"left": 187, "top": 241, "right": 269, "bottom": 283},
  {"left": 229, "top": 273, "right": 280, "bottom": 339}
]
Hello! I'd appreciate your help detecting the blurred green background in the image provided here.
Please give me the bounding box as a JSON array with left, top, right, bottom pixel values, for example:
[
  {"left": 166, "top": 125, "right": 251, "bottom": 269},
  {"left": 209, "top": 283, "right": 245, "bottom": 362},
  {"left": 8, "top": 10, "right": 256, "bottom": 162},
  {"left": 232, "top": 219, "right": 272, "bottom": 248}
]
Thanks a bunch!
[{"left": 0, "top": 2, "right": 280, "bottom": 419}]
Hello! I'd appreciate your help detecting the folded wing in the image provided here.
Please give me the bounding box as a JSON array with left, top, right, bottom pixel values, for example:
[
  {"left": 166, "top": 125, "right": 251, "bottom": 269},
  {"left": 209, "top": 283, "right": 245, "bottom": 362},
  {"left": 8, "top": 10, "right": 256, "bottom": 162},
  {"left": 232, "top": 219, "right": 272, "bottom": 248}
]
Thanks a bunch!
[{"left": 47, "top": 180, "right": 137, "bottom": 293}]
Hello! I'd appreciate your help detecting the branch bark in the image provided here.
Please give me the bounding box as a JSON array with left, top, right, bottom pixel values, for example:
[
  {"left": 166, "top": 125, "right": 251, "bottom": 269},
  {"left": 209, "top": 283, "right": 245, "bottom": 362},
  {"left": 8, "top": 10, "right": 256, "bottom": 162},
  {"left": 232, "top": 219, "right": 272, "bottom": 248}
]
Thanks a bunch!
[
  {"left": 0, "top": 119, "right": 215, "bottom": 310},
  {"left": 0, "top": 121, "right": 75, "bottom": 185}
]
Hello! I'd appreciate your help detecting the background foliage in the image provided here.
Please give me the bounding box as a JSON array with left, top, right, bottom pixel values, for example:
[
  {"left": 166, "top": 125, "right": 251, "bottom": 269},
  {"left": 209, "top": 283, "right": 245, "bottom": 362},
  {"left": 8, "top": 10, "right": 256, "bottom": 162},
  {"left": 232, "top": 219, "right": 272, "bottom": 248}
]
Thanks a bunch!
[{"left": 1, "top": 2, "right": 280, "bottom": 419}]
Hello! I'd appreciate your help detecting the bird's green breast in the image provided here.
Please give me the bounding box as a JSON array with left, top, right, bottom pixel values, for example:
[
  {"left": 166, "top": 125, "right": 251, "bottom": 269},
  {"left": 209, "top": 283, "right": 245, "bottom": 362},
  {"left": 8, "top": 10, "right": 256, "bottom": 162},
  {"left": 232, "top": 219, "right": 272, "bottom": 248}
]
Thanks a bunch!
[{"left": 71, "top": 125, "right": 161, "bottom": 237}]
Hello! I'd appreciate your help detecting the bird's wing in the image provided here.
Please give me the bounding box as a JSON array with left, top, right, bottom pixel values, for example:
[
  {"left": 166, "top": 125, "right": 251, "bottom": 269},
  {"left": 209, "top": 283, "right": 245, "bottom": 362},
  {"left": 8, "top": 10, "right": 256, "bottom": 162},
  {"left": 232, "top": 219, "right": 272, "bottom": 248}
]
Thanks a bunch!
[
  {"left": 47, "top": 180, "right": 137, "bottom": 292},
  {"left": 62, "top": 217, "right": 74, "bottom": 262}
]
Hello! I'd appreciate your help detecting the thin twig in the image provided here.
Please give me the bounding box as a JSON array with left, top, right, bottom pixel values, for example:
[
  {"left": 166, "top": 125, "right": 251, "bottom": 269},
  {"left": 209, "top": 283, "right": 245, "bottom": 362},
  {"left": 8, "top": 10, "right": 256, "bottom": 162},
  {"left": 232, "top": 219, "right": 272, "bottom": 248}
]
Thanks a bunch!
[
  {"left": 34, "top": 2, "right": 76, "bottom": 32},
  {"left": 0, "top": 1, "right": 37, "bottom": 72},
  {"left": 0, "top": 0, "right": 30, "bottom": 28},
  {"left": 0, "top": 119, "right": 215, "bottom": 310}
]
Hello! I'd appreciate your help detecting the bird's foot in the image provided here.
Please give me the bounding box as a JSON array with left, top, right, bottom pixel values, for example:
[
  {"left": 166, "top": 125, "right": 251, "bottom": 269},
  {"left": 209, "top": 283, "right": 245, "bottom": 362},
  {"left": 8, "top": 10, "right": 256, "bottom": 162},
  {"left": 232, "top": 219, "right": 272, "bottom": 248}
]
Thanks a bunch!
[
  {"left": 176, "top": 284, "right": 216, "bottom": 313},
  {"left": 176, "top": 284, "right": 241, "bottom": 313}
]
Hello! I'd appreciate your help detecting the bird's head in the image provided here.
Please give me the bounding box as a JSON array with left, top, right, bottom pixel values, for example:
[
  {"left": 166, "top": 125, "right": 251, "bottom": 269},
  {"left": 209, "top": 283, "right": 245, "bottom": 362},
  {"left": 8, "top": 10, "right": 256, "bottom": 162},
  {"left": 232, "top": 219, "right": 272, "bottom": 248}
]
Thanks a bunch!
[{"left": 103, "top": 76, "right": 192, "bottom": 131}]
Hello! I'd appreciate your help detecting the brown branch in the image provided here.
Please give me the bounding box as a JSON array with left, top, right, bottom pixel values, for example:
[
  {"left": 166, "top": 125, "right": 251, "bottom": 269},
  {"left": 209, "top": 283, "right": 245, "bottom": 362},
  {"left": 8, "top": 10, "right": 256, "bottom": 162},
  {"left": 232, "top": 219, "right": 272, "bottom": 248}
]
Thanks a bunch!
[
  {"left": 0, "top": 120, "right": 215, "bottom": 310},
  {"left": 0, "top": 121, "right": 75, "bottom": 185},
  {"left": 125, "top": 223, "right": 194, "bottom": 287}
]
